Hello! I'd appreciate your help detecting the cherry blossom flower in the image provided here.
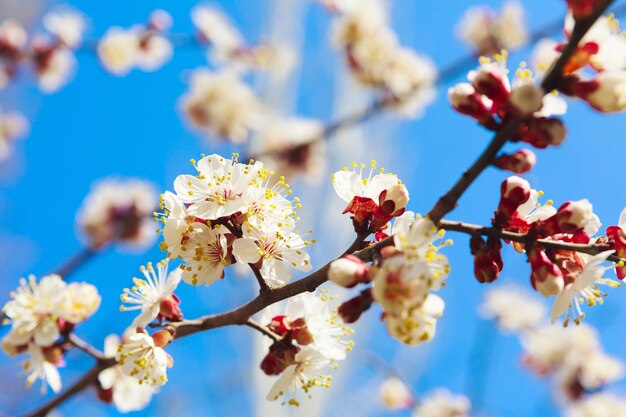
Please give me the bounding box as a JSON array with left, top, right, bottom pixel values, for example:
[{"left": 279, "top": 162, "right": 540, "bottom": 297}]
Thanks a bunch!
[
  {"left": 556, "top": 348, "right": 624, "bottom": 401},
  {"left": 23, "top": 344, "right": 62, "bottom": 394},
  {"left": 179, "top": 223, "right": 233, "bottom": 286},
  {"left": 0, "top": 109, "right": 28, "bottom": 161},
  {"left": 32, "top": 43, "right": 76, "bottom": 93},
  {"left": 266, "top": 347, "right": 333, "bottom": 406},
  {"left": 379, "top": 377, "right": 414, "bottom": 411},
  {"left": 567, "top": 393, "right": 626, "bottom": 417},
  {"left": 98, "top": 334, "right": 156, "bottom": 412},
  {"left": 97, "top": 28, "right": 140, "bottom": 75},
  {"left": 551, "top": 250, "right": 620, "bottom": 326},
  {"left": 179, "top": 70, "right": 264, "bottom": 143},
  {"left": 283, "top": 292, "right": 353, "bottom": 360},
  {"left": 384, "top": 293, "right": 445, "bottom": 346},
  {"left": 233, "top": 224, "right": 313, "bottom": 286},
  {"left": 173, "top": 154, "right": 260, "bottom": 220},
  {"left": 43, "top": 8, "right": 86, "bottom": 49},
  {"left": 60, "top": 282, "right": 101, "bottom": 324},
  {"left": 332, "top": 161, "right": 408, "bottom": 232},
  {"left": 191, "top": 6, "right": 244, "bottom": 61},
  {"left": 413, "top": 389, "right": 471, "bottom": 417},
  {"left": 456, "top": 1, "right": 527, "bottom": 55},
  {"left": 120, "top": 260, "right": 183, "bottom": 328},
  {"left": 2, "top": 275, "right": 66, "bottom": 351},
  {"left": 480, "top": 285, "right": 546, "bottom": 331},
  {"left": 77, "top": 178, "right": 158, "bottom": 249},
  {"left": 116, "top": 331, "right": 173, "bottom": 386}
]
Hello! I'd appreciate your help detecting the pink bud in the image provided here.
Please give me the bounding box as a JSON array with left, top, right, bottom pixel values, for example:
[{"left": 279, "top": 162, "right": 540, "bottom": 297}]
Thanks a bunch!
[
  {"left": 607, "top": 226, "right": 626, "bottom": 279},
  {"left": 494, "top": 149, "right": 537, "bottom": 174},
  {"left": 152, "top": 328, "right": 175, "bottom": 348},
  {"left": 448, "top": 83, "right": 493, "bottom": 123},
  {"left": 470, "top": 236, "right": 504, "bottom": 283},
  {"left": 378, "top": 184, "right": 409, "bottom": 217},
  {"left": 518, "top": 117, "right": 566, "bottom": 149},
  {"left": 159, "top": 294, "right": 183, "bottom": 323},
  {"left": 494, "top": 176, "right": 531, "bottom": 226},
  {"left": 471, "top": 65, "right": 510, "bottom": 104},
  {"left": 508, "top": 83, "right": 545, "bottom": 117},
  {"left": 540, "top": 199, "right": 595, "bottom": 235},
  {"left": 528, "top": 247, "right": 565, "bottom": 297},
  {"left": 328, "top": 255, "right": 370, "bottom": 288}
]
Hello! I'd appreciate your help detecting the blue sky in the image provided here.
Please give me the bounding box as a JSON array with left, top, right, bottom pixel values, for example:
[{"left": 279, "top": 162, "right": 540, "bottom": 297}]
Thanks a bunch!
[{"left": 1, "top": 1, "right": 626, "bottom": 416}]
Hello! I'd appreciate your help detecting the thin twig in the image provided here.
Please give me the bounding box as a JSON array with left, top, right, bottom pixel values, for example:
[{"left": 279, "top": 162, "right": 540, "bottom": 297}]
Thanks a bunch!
[
  {"left": 53, "top": 246, "right": 98, "bottom": 279},
  {"left": 66, "top": 333, "right": 107, "bottom": 362},
  {"left": 245, "top": 318, "right": 281, "bottom": 342}
]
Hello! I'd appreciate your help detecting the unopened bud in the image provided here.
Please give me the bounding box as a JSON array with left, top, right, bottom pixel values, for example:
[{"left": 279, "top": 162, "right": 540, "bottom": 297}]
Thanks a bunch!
[
  {"left": 159, "top": 294, "right": 183, "bottom": 322},
  {"left": 260, "top": 343, "right": 298, "bottom": 375},
  {"left": 529, "top": 247, "right": 565, "bottom": 297},
  {"left": 379, "top": 184, "right": 409, "bottom": 217},
  {"left": 494, "top": 176, "right": 531, "bottom": 226},
  {"left": 448, "top": 83, "right": 494, "bottom": 123},
  {"left": 471, "top": 64, "right": 510, "bottom": 104},
  {"left": 518, "top": 117, "right": 567, "bottom": 149},
  {"left": 338, "top": 288, "right": 373, "bottom": 323},
  {"left": 494, "top": 149, "right": 536, "bottom": 174},
  {"left": 607, "top": 225, "right": 626, "bottom": 280},
  {"left": 268, "top": 315, "right": 290, "bottom": 336},
  {"left": 148, "top": 9, "right": 173, "bottom": 31},
  {"left": 508, "top": 83, "right": 545, "bottom": 117},
  {"left": 470, "top": 236, "right": 503, "bottom": 283},
  {"left": 540, "top": 199, "right": 595, "bottom": 235},
  {"left": 152, "top": 328, "right": 175, "bottom": 348},
  {"left": 97, "top": 387, "right": 114, "bottom": 404},
  {"left": 328, "top": 255, "right": 370, "bottom": 288}
]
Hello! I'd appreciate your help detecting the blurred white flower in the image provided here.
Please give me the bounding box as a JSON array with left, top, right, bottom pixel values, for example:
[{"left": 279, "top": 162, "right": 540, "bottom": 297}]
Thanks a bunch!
[
  {"left": 379, "top": 377, "right": 414, "bottom": 410},
  {"left": 77, "top": 178, "right": 158, "bottom": 249},
  {"left": 116, "top": 332, "right": 172, "bottom": 386},
  {"left": 43, "top": 9, "right": 86, "bottom": 48},
  {"left": 456, "top": 1, "right": 527, "bottom": 55},
  {"left": 480, "top": 285, "right": 546, "bottom": 331},
  {"left": 0, "top": 109, "right": 28, "bottom": 161},
  {"left": 180, "top": 69, "right": 264, "bottom": 142},
  {"left": 24, "top": 344, "right": 62, "bottom": 394},
  {"left": 567, "top": 392, "right": 626, "bottom": 417},
  {"left": 413, "top": 389, "right": 471, "bottom": 417}
]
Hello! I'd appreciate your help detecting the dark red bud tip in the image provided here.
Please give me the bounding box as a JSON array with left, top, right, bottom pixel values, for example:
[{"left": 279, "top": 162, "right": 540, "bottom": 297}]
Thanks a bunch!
[{"left": 338, "top": 288, "right": 373, "bottom": 324}]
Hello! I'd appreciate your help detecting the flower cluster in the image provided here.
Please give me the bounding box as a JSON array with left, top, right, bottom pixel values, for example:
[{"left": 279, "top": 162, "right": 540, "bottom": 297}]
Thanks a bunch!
[
  {"left": 474, "top": 175, "right": 620, "bottom": 325},
  {"left": 97, "top": 10, "right": 173, "bottom": 75},
  {"left": 2, "top": 274, "right": 100, "bottom": 392},
  {"left": 329, "top": 0, "right": 438, "bottom": 117},
  {"left": 449, "top": 52, "right": 567, "bottom": 158},
  {"left": 0, "top": 8, "right": 85, "bottom": 92},
  {"left": 456, "top": 1, "right": 527, "bottom": 56},
  {"left": 77, "top": 177, "right": 158, "bottom": 249},
  {"left": 329, "top": 163, "right": 450, "bottom": 345},
  {"left": 158, "top": 153, "right": 312, "bottom": 287},
  {"left": 414, "top": 389, "right": 471, "bottom": 417},
  {"left": 531, "top": 11, "right": 626, "bottom": 113},
  {"left": 0, "top": 108, "right": 28, "bottom": 161},
  {"left": 261, "top": 292, "right": 353, "bottom": 406}
]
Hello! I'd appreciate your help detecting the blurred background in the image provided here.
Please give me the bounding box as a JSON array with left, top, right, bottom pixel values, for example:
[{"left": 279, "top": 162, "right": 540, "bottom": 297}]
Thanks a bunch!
[{"left": 1, "top": 0, "right": 625, "bottom": 416}]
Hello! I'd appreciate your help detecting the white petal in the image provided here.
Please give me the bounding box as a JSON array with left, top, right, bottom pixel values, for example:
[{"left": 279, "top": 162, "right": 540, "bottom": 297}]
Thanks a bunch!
[{"left": 232, "top": 238, "right": 261, "bottom": 264}]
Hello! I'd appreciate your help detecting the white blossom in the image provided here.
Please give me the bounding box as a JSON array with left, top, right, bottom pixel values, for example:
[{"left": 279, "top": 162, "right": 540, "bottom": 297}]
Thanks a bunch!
[
  {"left": 116, "top": 332, "right": 171, "bottom": 386},
  {"left": 384, "top": 293, "right": 445, "bottom": 346},
  {"left": 43, "top": 9, "right": 86, "bottom": 48},
  {"left": 23, "top": 344, "right": 62, "bottom": 394},
  {"left": 413, "top": 389, "right": 471, "bottom": 417},
  {"left": 379, "top": 377, "right": 414, "bottom": 410},
  {"left": 567, "top": 393, "right": 626, "bottom": 417},
  {"left": 98, "top": 334, "right": 156, "bottom": 412},
  {"left": 120, "top": 260, "right": 182, "bottom": 328},
  {"left": 0, "top": 109, "right": 28, "bottom": 161}
]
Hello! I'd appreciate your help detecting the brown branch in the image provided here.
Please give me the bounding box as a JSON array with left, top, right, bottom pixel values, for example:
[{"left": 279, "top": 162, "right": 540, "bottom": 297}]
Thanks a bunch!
[
  {"left": 245, "top": 318, "right": 281, "bottom": 342},
  {"left": 439, "top": 219, "right": 622, "bottom": 262},
  {"left": 53, "top": 246, "right": 98, "bottom": 279},
  {"left": 426, "top": 0, "right": 616, "bottom": 224}
]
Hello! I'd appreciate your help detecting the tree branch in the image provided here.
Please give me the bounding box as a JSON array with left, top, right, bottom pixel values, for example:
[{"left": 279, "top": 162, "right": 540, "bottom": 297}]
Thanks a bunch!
[
  {"left": 426, "top": 0, "right": 616, "bottom": 224},
  {"left": 65, "top": 333, "right": 107, "bottom": 362}
]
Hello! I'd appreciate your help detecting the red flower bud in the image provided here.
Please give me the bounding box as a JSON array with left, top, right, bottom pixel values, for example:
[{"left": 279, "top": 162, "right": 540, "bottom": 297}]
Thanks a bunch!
[
  {"left": 606, "top": 225, "right": 626, "bottom": 279},
  {"left": 494, "top": 176, "right": 531, "bottom": 227},
  {"left": 328, "top": 255, "right": 370, "bottom": 288},
  {"left": 567, "top": 0, "right": 603, "bottom": 20},
  {"left": 517, "top": 117, "right": 567, "bottom": 149},
  {"left": 448, "top": 83, "right": 494, "bottom": 124},
  {"left": 494, "top": 149, "right": 537, "bottom": 174},
  {"left": 159, "top": 294, "right": 183, "bottom": 323},
  {"left": 539, "top": 199, "right": 594, "bottom": 236},
  {"left": 378, "top": 184, "right": 409, "bottom": 217},
  {"left": 338, "top": 288, "right": 373, "bottom": 324},
  {"left": 471, "top": 65, "right": 510, "bottom": 105},
  {"left": 528, "top": 247, "right": 564, "bottom": 297},
  {"left": 260, "top": 342, "right": 299, "bottom": 376}
]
